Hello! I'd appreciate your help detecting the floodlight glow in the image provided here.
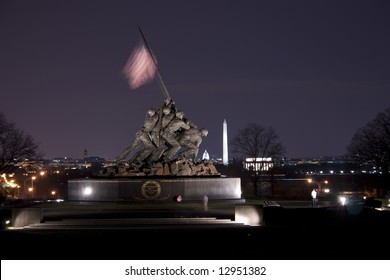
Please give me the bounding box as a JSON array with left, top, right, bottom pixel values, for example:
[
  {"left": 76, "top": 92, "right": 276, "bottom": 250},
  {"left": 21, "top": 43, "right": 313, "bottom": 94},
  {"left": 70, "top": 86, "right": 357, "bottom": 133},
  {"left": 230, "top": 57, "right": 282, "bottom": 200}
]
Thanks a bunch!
[
  {"left": 235, "top": 206, "right": 263, "bottom": 226},
  {"left": 339, "top": 196, "right": 347, "bottom": 206},
  {"left": 83, "top": 187, "right": 92, "bottom": 195}
]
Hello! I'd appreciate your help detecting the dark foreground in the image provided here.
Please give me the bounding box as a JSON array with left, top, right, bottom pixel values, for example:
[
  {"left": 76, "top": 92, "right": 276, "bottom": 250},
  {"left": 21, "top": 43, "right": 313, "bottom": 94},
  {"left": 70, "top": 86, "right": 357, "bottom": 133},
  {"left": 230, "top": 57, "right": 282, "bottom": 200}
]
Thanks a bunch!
[{"left": 1, "top": 204, "right": 389, "bottom": 260}]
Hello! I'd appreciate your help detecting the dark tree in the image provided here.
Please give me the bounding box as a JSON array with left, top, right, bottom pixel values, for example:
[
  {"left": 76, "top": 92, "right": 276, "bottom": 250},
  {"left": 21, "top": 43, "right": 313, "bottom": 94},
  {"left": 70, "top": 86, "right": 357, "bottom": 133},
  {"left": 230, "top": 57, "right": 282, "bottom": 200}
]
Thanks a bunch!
[
  {"left": 0, "top": 112, "right": 41, "bottom": 174},
  {"left": 231, "top": 122, "right": 285, "bottom": 197},
  {"left": 347, "top": 107, "right": 390, "bottom": 173}
]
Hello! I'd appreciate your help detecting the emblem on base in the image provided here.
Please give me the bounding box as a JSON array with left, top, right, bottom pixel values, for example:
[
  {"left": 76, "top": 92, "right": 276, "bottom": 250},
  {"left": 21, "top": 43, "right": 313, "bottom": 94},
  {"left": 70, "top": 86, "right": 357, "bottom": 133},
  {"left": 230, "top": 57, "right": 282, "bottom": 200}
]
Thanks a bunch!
[{"left": 141, "top": 180, "right": 161, "bottom": 200}]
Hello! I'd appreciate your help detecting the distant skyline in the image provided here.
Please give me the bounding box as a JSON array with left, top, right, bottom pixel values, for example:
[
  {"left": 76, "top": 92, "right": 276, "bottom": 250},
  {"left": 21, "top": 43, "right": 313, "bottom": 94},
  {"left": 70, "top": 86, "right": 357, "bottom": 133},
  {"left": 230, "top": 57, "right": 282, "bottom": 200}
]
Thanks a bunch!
[{"left": 1, "top": 1, "right": 389, "bottom": 160}]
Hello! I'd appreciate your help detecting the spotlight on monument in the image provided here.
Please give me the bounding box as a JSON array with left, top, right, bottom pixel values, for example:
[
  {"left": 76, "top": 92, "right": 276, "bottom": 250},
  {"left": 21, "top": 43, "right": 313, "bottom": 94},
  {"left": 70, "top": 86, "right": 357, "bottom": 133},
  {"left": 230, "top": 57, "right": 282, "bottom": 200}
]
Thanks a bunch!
[
  {"left": 83, "top": 187, "right": 93, "bottom": 196},
  {"left": 235, "top": 205, "right": 264, "bottom": 226},
  {"left": 339, "top": 196, "right": 347, "bottom": 206},
  {"left": 1, "top": 217, "right": 11, "bottom": 229}
]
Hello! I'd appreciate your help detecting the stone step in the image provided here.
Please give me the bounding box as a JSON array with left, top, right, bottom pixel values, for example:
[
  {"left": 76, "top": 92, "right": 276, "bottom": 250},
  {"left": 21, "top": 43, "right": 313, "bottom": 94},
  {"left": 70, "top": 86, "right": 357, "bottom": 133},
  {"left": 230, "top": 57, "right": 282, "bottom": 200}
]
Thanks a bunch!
[
  {"left": 38, "top": 217, "right": 234, "bottom": 225},
  {"left": 23, "top": 217, "right": 249, "bottom": 229}
]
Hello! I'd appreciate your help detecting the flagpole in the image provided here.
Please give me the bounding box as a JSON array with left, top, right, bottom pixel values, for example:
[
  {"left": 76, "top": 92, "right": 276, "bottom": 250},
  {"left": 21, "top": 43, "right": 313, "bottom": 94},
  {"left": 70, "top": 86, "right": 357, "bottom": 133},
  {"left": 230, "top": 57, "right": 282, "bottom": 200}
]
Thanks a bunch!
[{"left": 138, "top": 25, "right": 172, "bottom": 101}]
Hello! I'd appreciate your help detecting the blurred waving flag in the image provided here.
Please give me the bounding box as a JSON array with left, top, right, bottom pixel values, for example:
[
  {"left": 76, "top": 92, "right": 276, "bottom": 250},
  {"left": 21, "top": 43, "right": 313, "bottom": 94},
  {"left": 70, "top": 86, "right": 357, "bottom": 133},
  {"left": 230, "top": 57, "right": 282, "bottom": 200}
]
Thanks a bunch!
[{"left": 122, "top": 42, "right": 157, "bottom": 90}]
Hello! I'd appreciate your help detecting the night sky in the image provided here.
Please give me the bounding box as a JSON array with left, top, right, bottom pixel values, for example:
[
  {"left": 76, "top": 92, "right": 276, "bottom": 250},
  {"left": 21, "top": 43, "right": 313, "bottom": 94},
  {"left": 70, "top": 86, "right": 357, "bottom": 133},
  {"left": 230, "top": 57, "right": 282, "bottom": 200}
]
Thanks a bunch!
[{"left": 1, "top": 0, "right": 389, "bottom": 161}]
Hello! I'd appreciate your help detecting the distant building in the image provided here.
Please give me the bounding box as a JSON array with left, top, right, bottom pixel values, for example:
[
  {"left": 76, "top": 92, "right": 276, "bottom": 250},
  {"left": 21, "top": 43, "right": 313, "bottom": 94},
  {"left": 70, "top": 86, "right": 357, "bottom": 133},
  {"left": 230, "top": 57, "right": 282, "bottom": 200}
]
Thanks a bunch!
[
  {"left": 48, "top": 155, "right": 106, "bottom": 170},
  {"left": 83, "top": 156, "right": 106, "bottom": 163},
  {"left": 244, "top": 157, "right": 273, "bottom": 171}
]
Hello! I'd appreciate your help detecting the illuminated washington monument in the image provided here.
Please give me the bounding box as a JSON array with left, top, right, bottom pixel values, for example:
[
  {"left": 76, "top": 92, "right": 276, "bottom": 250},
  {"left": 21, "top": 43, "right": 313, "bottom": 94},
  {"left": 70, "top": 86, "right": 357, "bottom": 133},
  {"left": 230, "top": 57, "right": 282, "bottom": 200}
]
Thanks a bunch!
[{"left": 223, "top": 119, "right": 228, "bottom": 165}]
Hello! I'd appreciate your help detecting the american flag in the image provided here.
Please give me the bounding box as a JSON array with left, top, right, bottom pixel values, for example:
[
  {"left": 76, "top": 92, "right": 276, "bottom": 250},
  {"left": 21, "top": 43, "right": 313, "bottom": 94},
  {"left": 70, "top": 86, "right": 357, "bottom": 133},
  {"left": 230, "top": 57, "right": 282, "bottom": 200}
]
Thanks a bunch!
[{"left": 122, "top": 43, "right": 157, "bottom": 90}]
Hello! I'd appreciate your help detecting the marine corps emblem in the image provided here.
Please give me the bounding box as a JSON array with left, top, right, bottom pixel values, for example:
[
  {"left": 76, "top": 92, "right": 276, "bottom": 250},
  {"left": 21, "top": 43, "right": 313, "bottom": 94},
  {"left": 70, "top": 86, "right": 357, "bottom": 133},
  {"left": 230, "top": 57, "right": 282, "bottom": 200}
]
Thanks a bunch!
[{"left": 141, "top": 180, "right": 161, "bottom": 200}]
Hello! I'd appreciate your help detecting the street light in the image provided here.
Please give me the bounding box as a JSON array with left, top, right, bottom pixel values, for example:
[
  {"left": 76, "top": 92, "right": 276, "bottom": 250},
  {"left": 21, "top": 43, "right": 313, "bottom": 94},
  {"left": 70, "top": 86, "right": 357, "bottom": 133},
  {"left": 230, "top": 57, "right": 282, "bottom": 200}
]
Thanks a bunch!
[
  {"left": 9, "top": 179, "right": 21, "bottom": 198},
  {"left": 307, "top": 178, "right": 321, "bottom": 191},
  {"left": 16, "top": 185, "right": 21, "bottom": 198},
  {"left": 31, "top": 176, "right": 36, "bottom": 198},
  {"left": 307, "top": 178, "right": 329, "bottom": 193},
  {"left": 28, "top": 187, "right": 33, "bottom": 198},
  {"left": 51, "top": 190, "right": 58, "bottom": 199},
  {"left": 24, "top": 176, "right": 36, "bottom": 199}
]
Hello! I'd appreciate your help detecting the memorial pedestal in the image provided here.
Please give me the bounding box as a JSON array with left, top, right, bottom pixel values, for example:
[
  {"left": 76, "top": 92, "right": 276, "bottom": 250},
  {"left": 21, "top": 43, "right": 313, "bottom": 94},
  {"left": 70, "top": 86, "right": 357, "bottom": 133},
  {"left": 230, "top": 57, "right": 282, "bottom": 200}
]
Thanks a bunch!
[{"left": 68, "top": 176, "right": 242, "bottom": 202}]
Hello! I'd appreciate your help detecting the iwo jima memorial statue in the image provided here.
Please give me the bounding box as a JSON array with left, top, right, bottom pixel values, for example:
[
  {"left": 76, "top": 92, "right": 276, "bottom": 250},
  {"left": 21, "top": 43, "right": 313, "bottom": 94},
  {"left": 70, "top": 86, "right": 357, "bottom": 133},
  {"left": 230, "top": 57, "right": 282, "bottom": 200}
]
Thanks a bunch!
[{"left": 68, "top": 27, "right": 242, "bottom": 202}]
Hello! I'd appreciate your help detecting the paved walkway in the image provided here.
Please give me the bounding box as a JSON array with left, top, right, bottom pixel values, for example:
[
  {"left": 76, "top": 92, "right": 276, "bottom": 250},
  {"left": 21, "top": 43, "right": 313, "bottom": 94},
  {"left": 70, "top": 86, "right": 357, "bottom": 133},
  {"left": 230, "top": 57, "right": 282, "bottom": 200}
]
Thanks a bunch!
[{"left": 1, "top": 202, "right": 389, "bottom": 260}]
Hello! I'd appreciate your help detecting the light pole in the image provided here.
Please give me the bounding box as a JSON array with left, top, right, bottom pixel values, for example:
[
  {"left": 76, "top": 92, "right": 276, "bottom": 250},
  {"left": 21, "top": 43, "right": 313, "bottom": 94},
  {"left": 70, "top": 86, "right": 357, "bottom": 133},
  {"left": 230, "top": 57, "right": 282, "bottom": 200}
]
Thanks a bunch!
[
  {"left": 307, "top": 178, "right": 321, "bottom": 191},
  {"left": 9, "top": 179, "right": 21, "bottom": 198},
  {"left": 24, "top": 176, "right": 36, "bottom": 199},
  {"left": 307, "top": 178, "right": 329, "bottom": 194},
  {"left": 31, "top": 176, "right": 36, "bottom": 198},
  {"left": 51, "top": 190, "right": 58, "bottom": 199}
]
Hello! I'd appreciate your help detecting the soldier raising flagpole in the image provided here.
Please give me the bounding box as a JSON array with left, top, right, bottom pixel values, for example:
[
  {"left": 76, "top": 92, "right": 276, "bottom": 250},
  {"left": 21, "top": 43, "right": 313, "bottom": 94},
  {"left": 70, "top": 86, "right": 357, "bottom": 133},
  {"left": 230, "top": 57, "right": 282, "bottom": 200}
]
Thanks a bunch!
[
  {"left": 137, "top": 25, "right": 172, "bottom": 101},
  {"left": 105, "top": 26, "right": 217, "bottom": 177},
  {"left": 122, "top": 25, "right": 172, "bottom": 102},
  {"left": 122, "top": 26, "right": 175, "bottom": 147}
]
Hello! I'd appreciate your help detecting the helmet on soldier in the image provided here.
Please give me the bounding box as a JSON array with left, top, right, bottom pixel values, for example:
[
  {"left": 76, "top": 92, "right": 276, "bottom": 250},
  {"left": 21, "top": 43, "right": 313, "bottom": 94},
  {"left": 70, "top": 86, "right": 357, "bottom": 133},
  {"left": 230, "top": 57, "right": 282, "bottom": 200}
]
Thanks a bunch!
[
  {"left": 176, "top": 110, "right": 185, "bottom": 118},
  {"left": 164, "top": 97, "right": 175, "bottom": 106},
  {"left": 147, "top": 108, "right": 156, "bottom": 116},
  {"left": 162, "top": 106, "right": 171, "bottom": 115}
]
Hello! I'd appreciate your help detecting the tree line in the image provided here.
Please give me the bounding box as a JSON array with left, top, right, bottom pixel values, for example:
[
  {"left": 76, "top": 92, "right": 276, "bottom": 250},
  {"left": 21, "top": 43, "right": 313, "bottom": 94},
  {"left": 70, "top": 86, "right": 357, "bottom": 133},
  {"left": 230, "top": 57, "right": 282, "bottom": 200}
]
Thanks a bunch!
[
  {"left": 0, "top": 112, "right": 41, "bottom": 174},
  {"left": 1, "top": 107, "right": 389, "bottom": 196}
]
